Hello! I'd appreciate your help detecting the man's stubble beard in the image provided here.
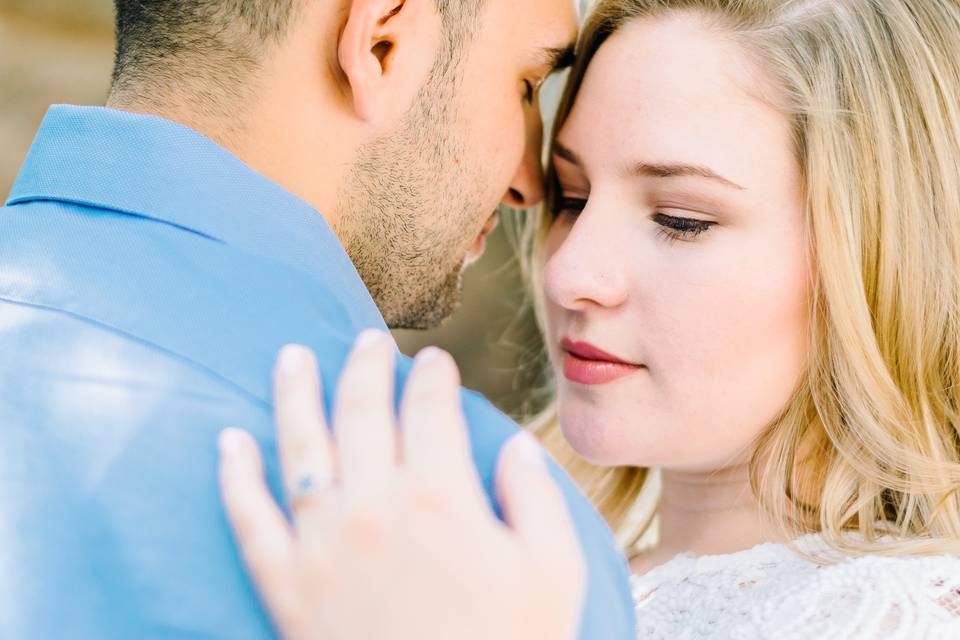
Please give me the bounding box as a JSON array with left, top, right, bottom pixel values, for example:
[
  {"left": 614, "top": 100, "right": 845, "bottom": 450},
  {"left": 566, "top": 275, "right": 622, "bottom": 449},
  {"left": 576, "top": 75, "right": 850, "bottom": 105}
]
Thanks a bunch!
[{"left": 337, "top": 52, "right": 489, "bottom": 330}]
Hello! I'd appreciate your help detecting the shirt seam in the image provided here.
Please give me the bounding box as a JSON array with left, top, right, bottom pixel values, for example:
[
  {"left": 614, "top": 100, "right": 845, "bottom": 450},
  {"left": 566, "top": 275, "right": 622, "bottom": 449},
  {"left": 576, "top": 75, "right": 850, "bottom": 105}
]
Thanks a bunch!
[{"left": 4, "top": 196, "right": 226, "bottom": 243}]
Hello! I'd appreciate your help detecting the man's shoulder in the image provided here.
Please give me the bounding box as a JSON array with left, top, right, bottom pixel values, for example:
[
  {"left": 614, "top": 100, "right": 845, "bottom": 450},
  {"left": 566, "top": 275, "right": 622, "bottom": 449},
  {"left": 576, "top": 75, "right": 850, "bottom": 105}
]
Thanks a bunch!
[
  {"left": 0, "top": 199, "right": 366, "bottom": 404},
  {"left": 0, "top": 200, "right": 525, "bottom": 438}
]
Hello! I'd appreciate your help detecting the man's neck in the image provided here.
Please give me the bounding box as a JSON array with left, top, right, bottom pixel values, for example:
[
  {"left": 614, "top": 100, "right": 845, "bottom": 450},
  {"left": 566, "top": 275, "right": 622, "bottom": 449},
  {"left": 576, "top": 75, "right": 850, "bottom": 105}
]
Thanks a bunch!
[{"left": 105, "top": 86, "right": 352, "bottom": 248}]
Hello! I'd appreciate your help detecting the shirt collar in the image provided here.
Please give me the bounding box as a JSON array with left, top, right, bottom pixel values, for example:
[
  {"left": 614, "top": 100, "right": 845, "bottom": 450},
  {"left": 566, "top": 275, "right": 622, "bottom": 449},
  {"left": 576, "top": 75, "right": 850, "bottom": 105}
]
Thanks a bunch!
[{"left": 6, "top": 105, "right": 385, "bottom": 330}]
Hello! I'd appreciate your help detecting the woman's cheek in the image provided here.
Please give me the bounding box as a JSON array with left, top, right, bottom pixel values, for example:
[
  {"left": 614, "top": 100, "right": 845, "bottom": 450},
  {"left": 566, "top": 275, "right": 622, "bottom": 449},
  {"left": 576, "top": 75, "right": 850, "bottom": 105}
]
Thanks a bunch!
[
  {"left": 625, "top": 245, "right": 767, "bottom": 456},
  {"left": 659, "top": 239, "right": 808, "bottom": 456}
]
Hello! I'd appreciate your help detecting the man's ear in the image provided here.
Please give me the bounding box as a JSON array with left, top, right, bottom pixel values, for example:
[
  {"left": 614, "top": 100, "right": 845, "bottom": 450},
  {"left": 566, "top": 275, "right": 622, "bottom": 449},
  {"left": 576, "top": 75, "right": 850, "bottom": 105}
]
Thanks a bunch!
[{"left": 338, "top": 0, "right": 442, "bottom": 123}]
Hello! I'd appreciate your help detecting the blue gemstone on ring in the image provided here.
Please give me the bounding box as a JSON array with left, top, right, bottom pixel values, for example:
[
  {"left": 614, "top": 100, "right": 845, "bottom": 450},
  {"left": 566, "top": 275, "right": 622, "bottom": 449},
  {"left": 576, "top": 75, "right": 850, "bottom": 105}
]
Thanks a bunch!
[{"left": 295, "top": 474, "right": 316, "bottom": 495}]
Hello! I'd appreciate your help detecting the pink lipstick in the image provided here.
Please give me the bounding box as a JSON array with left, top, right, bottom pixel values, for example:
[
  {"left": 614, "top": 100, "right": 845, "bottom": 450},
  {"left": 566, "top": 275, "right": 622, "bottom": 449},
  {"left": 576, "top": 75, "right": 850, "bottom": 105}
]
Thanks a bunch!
[{"left": 561, "top": 338, "right": 643, "bottom": 385}]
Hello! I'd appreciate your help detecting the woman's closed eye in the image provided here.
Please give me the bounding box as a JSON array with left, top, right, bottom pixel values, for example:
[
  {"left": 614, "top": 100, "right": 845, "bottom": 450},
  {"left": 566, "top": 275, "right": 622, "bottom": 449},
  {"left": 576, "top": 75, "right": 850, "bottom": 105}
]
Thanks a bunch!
[
  {"left": 551, "top": 197, "right": 716, "bottom": 243},
  {"left": 551, "top": 196, "right": 588, "bottom": 218},
  {"left": 653, "top": 213, "right": 716, "bottom": 243}
]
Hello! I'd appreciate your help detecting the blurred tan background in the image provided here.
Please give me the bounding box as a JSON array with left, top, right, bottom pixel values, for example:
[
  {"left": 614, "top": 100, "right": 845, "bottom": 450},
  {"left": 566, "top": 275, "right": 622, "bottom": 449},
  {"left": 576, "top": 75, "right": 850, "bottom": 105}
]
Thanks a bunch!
[{"left": 0, "top": 0, "right": 547, "bottom": 417}]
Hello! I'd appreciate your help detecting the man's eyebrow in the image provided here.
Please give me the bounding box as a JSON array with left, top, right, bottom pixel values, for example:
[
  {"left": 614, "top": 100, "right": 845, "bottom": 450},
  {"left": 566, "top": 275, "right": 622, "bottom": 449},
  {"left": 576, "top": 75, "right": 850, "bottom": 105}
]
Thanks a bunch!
[
  {"left": 539, "top": 44, "right": 577, "bottom": 72},
  {"left": 633, "top": 163, "right": 747, "bottom": 190}
]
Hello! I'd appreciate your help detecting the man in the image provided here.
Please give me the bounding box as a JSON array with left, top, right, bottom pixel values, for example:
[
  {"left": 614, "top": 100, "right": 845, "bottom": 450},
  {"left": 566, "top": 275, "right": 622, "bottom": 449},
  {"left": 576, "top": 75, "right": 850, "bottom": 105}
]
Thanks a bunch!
[{"left": 0, "top": 0, "right": 635, "bottom": 637}]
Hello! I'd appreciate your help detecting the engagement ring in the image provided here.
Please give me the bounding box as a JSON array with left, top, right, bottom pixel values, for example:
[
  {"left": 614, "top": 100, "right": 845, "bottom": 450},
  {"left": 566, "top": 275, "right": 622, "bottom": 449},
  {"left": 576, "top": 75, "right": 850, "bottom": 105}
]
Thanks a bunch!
[{"left": 289, "top": 470, "right": 334, "bottom": 503}]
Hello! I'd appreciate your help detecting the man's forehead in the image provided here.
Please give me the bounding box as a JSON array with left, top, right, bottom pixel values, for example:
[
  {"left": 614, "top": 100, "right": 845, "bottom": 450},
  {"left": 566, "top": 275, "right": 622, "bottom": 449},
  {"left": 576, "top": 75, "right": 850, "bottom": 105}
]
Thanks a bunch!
[
  {"left": 526, "top": 0, "right": 580, "bottom": 46},
  {"left": 522, "top": 6, "right": 577, "bottom": 76}
]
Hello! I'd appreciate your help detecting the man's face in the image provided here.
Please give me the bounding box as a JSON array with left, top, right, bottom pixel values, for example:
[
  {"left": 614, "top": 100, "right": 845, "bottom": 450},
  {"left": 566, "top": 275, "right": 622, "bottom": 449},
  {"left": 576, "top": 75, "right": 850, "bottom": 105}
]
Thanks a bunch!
[{"left": 339, "top": 0, "right": 578, "bottom": 329}]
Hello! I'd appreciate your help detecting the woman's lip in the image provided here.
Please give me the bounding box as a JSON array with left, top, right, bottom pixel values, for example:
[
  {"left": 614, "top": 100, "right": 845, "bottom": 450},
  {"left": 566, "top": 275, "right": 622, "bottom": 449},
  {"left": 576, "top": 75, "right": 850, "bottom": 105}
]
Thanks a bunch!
[
  {"left": 560, "top": 338, "right": 635, "bottom": 365},
  {"left": 560, "top": 338, "right": 643, "bottom": 385},
  {"left": 562, "top": 352, "right": 642, "bottom": 385}
]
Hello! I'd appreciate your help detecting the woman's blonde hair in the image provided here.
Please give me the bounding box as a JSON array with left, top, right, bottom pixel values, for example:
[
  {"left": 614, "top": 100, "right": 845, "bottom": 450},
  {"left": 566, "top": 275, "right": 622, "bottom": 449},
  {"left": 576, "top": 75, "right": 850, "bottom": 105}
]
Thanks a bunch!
[{"left": 520, "top": 0, "right": 960, "bottom": 556}]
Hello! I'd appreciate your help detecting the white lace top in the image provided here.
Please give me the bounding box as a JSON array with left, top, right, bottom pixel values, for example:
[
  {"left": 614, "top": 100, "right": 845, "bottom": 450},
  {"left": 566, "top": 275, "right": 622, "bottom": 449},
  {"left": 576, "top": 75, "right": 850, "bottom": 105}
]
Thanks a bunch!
[{"left": 631, "top": 535, "right": 960, "bottom": 639}]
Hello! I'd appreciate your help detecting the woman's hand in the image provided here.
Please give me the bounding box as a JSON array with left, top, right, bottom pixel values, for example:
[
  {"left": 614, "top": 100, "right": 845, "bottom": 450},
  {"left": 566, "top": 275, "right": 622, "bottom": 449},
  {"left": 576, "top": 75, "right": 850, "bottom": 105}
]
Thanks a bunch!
[{"left": 217, "top": 330, "right": 586, "bottom": 640}]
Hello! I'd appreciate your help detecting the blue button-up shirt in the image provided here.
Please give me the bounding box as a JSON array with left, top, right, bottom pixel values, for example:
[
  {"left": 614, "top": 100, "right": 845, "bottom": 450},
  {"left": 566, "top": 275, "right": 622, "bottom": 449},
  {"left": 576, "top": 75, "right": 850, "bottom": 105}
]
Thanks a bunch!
[{"left": 0, "top": 106, "right": 635, "bottom": 639}]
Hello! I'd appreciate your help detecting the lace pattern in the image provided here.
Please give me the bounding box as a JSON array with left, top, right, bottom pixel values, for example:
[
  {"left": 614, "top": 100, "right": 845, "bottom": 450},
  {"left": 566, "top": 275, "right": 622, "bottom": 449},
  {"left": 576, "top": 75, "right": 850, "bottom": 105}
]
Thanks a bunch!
[{"left": 631, "top": 536, "right": 960, "bottom": 639}]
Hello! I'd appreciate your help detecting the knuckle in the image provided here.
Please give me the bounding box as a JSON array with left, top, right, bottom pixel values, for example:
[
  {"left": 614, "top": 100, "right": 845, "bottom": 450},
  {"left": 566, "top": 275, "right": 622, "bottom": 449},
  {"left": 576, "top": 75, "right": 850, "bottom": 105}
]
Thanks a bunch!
[
  {"left": 337, "top": 387, "right": 374, "bottom": 414},
  {"left": 278, "top": 421, "right": 312, "bottom": 450},
  {"left": 277, "top": 394, "right": 312, "bottom": 423},
  {"left": 277, "top": 403, "right": 323, "bottom": 441},
  {"left": 288, "top": 490, "right": 324, "bottom": 515},
  {"left": 337, "top": 378, "right": 387, "bottom": 418},
  {"left": 404, "top": 387, "right": 461, "bottom": 425},
  {"left": 343, "top": 505, "right": 388, "bottom": 554},
  {"left": 276, "top": 382, "right": 316, "bottom": 417},
  {"left": 408, "top": 482, "right": 455, "bottom": 516}
]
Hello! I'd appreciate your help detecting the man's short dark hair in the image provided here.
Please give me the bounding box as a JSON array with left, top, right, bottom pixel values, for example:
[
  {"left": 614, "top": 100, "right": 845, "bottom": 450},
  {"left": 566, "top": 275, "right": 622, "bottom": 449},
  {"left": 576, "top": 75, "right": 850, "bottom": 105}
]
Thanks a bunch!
[
  {"left": 111, "top": 0, "right": 485, "bottom": 102},
  {"left": 111, "top": 1, "right": 297, "bottom": 96}
]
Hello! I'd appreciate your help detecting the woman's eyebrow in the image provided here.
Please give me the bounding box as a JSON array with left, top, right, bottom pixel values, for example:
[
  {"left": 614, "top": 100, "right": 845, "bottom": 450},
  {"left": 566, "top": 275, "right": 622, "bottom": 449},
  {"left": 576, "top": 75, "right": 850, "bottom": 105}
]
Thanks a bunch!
[
  {"left": 632, "top": 162, "right": 747, "bottom": 190},
  {"left": 553, "top": 141, "right": 745, "bottom": 191},
  {"left": 552, "top": 140, "right": 583, "bottom": 165}
]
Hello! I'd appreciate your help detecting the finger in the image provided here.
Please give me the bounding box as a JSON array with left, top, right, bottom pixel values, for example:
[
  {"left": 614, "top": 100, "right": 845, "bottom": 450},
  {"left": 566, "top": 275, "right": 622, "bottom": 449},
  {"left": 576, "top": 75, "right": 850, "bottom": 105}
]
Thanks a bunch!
[
  {"left": 495, "top": 432, "right": 583, "bottom": 571},
  {"left": 218, "top": 428, "right": 304, "bottom": 625},
  {"left": 273, "top": 345, "right": 336, "bottom": 528},
  {"left": 332, "top": 329, "right": 398, "bottom": 501},
  {"left": 400, "top": 347, "right": 485, "bottom": 505}
]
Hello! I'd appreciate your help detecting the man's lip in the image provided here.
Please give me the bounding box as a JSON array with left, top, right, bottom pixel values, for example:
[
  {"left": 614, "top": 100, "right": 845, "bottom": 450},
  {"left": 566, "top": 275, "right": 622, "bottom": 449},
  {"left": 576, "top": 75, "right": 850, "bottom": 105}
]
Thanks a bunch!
[
  {"left": 467, "top": 212, "right": 499, "bottom": 261},
  {"left": 560, "top": 338, "right": 637, "bottom": 366},
  {"left": 480, "top": 211, "right": 499, "bottom": 237}
]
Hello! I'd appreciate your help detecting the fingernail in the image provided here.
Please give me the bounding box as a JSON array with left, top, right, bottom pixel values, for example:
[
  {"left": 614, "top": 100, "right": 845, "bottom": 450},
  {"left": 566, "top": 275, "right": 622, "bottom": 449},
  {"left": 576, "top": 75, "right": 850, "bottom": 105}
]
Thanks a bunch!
[
  {"left": 512, "top": 432, "right": 547, "bottom": 470},
  {"left": 278, "top": 344, "right": 311, "bottom": 379},
  {"left": 415, "top": 346, "right": 444, "bottom": 365},
  {"left": 219, "top": 428, "right": 247, "bottom": 459},
  {"left": 354, "top": 329, "right": 387, "bottom": 352}
]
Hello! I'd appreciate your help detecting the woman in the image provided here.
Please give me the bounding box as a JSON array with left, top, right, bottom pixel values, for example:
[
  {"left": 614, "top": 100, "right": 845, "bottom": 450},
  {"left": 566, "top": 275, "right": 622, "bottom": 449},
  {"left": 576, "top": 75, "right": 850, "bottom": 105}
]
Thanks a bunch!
[{"left": 218, "top": 0, "right": 960, "bottom": 637}]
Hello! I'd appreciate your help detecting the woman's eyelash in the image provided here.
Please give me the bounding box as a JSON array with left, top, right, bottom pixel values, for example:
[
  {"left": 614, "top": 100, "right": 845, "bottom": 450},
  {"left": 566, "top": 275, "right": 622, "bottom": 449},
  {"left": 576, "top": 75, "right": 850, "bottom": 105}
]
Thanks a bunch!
[
  {"left": 653, "top": 213, "right": 715, "bottom": 242},
  {"left": 551, "top": 196, "right": 587, "bottom": 217},
  {"left": 550, "top": 200, "right": 716, "bottom": 243}
]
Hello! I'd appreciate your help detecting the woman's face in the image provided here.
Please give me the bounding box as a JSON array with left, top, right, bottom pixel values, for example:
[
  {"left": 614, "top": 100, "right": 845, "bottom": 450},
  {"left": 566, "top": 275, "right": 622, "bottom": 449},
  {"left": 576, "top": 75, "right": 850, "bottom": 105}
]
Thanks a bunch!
[{"left": 543, "top": 14, "right": 810, "bottom": 471}]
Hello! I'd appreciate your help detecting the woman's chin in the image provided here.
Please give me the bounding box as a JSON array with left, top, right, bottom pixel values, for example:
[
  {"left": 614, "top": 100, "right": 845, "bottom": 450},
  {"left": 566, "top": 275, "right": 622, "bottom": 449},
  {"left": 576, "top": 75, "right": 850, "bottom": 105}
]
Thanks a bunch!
[
  {"left": 557, "top": 406, "right": 695, "bottom": 469},
  {"left": 558, "top": 413, "right": 642, "bottom": 467}
]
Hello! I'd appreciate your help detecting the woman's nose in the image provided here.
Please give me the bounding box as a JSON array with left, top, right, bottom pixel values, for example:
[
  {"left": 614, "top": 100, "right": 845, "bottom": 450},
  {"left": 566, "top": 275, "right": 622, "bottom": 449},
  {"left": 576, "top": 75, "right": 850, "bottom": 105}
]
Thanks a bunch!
[{"left": 543, "top": 209, "right": 630, "bottom": 312}]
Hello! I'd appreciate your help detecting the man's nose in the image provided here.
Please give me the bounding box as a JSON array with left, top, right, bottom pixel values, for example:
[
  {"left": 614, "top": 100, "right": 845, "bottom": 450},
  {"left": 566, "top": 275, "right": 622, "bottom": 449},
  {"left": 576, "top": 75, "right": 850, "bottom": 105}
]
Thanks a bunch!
[{"left": 501, "top": 110, "right": 546, "bottom": 209}]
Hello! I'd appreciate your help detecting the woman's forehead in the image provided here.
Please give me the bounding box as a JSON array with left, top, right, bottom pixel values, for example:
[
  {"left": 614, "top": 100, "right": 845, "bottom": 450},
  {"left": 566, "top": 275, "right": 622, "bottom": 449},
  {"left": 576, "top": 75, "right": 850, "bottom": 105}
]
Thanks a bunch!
[{"left": 558, "top": 16, "right": 791, "bottom": 180}]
